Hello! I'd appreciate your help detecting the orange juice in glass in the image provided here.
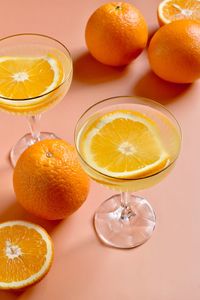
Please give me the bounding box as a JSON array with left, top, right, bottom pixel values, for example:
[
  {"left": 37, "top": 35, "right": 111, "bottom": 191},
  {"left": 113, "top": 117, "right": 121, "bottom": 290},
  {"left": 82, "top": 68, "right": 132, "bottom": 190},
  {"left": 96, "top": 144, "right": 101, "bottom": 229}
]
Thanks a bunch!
[
  {"left": 75, "top": 96, "right": 181, "bottom": 249},
  {"left": 0, "top": 34, "right": 73, "bottom": 166}
]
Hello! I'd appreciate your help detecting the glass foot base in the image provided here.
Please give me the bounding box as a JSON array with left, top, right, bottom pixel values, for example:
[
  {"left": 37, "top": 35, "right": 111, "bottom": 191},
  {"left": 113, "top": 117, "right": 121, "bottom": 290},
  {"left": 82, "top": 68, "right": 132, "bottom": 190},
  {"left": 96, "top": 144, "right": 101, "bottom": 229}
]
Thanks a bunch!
[
  {"left": 10, "top": 132, "right": 60, "bottom": 167},
  {"left": 94, "top": 194, "right": 156, "bottom": 249}
]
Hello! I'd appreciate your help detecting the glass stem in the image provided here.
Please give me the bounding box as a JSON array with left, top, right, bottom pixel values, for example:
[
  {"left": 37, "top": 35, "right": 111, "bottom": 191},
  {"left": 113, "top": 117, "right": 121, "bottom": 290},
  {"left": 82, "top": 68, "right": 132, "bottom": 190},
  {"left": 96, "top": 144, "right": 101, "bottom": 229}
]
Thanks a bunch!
[
  {"left": 121, "top": 192, "right": 135, "bottom": 220},
  {"left": 27, "top": 115, "right": 41, "bottom": 141}
]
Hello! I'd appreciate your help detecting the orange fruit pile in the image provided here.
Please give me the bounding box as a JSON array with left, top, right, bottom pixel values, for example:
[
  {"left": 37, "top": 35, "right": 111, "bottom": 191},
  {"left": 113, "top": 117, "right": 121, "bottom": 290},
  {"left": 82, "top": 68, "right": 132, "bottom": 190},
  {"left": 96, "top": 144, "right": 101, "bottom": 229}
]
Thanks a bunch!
[
  {"left": 13, "top": 139, "right": 90, "bottom": 220},
  {"left": 0, "top": 221, "right": 53, "bottom": 290},
  {"left": 148, "top": 19, "right": 200, "bottom": 83},
  {"left": 85, "top": 2, "right": 148, "bottom": 66},
  {"left": 85, "top": 1, "right": 200, "bottom": 83}
]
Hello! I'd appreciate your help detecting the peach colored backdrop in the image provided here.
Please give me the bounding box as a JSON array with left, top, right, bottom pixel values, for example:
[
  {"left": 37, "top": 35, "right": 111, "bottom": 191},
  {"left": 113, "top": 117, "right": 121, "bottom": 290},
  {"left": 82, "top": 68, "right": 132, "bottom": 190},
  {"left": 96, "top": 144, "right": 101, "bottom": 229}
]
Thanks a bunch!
[{"left": 0, "top": 0, "right": 199, "bottom": 299}]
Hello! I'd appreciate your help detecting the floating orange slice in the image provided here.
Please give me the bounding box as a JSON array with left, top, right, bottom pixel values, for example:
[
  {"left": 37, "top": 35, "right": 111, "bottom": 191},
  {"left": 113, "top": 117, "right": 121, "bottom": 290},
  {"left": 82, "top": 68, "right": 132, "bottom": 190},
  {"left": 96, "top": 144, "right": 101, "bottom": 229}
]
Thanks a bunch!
[
  {"left": 79, "top": 110, "right": 170, "bottom": 179},
  {"left": 0, "top": 55, "right": 63, "bottom": 99}
]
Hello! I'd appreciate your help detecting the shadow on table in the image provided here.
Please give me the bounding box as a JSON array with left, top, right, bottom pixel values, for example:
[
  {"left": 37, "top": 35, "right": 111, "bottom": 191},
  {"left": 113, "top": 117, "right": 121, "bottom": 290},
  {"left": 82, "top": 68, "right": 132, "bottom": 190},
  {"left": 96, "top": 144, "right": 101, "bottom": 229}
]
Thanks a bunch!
[
  {"left": 0, "top": 290, "right": 22, "bottom": 300},
  {"left": 0, "top": 200, "right": 61, "bottom": 234},
  {"left": 147, "top": 25, "right": 159, "bottom": 46},
  {"left": 73, "top": 51, "right": 128, "bottom": 84},
  {"left": 133, "top": 70, "right": 191, "bottom": 104}
]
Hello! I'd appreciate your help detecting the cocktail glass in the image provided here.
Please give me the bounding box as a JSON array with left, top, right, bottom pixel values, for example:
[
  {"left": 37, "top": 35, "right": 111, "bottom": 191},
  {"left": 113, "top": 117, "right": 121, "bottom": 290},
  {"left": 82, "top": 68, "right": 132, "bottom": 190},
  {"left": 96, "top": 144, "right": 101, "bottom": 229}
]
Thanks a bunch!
[
  {"left": 0, "top": 33, "right": 73, "bottom": 166},
  {"left": 75, "top": 96, "right": 181, "bottom": 249}
]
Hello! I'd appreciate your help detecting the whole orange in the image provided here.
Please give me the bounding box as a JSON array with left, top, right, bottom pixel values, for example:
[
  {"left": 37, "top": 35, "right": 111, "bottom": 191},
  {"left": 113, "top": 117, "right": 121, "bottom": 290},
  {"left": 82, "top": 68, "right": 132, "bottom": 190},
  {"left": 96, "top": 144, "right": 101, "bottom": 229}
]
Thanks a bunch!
[
  {"left": 13, "top": 140, "right": 90, "bottom": 220},
  {"left": 85, "top": 2, "right": 148, "bottom": 66},
  {"left": 148, "top": 20, "right": 200, "bottom": 83}
]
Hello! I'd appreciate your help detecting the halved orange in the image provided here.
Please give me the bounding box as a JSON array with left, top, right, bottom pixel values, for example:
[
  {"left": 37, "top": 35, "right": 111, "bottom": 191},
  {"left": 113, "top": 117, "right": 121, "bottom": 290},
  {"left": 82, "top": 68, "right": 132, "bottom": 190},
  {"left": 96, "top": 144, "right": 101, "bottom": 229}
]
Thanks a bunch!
[
  {"left": 79, "top": 110, "right": 170, "bottom": 179},
  {"left": 158, "top": 0, "right": 200, "bottom": 25},
  {"left": 0, "top": 55, "right": 63, "bottom": 99},
  {"left": 0, "top": 221, "right": 54, "bottom": 290}
]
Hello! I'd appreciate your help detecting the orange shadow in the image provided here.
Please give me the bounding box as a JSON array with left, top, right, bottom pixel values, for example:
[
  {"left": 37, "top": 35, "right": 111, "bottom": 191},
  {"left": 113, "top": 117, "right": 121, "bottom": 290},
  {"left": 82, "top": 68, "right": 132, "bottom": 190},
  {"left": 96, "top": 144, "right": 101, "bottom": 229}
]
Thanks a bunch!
[
  {"left": 0, "top": 290, "right": 22, "bottom": 300},
  {"left": 133, "top": 70, "right": 191, "bottom": 104},
  {"left": 73, "top": 52, "right": 128, "bottom": 84},
  {"left": 0, "top": 201, "right": 61, "bottom": 234},
  {"left": 147, "top": 25, "right": 159, "bottom": 47}
]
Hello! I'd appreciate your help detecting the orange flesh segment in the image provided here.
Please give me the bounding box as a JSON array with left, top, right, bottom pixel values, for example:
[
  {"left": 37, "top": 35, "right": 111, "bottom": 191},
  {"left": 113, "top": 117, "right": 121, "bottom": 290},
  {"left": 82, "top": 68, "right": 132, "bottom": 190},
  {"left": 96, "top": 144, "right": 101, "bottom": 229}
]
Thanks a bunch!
[
  {"left": 0, "top": 221, "right": 53, "bottom": 288},
  {"left": 158, "top": 0, "right": 200, "bottom": 24}
]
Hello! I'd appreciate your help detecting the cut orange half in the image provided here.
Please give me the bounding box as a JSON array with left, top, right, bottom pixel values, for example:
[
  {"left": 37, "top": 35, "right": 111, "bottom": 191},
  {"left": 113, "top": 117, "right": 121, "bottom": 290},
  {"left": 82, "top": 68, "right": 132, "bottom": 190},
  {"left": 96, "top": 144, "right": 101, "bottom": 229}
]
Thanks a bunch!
[
  {"left": 158, "top": 0, "right": 200, "bottom": 25},
  {"left": 0, "top": 55, "right": 63, "bottom": 99},
  {"left": 79, "top": 110, "right": 170, "bottom": 179},
  {"left": 0, "top": 221, "right": 54, "bottom": 290}
]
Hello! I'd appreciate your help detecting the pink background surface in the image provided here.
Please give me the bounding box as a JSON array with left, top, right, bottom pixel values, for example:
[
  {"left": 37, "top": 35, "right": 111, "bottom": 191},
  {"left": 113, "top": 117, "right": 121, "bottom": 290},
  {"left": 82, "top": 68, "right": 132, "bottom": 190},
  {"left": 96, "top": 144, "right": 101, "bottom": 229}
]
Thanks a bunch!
[{"left": 0, "top": 0, "right": 199, "bottom": 299}]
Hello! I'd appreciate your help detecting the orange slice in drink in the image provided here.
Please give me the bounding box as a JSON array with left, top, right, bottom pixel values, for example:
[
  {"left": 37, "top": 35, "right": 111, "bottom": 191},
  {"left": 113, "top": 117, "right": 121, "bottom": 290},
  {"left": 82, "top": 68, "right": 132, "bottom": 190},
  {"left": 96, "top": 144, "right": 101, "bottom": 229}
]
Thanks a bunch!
[
  {"left": 79, "top": 110, "right": 170, "bottom": 179},
  {"left": 0, "top": 221, "right": 53, "bottom": 290},
  {"left": 0, "top": 55, "right": 63, "bottom": 99},
  {"left": 158, "top": 0, "right": 200, "bottom": 25}
]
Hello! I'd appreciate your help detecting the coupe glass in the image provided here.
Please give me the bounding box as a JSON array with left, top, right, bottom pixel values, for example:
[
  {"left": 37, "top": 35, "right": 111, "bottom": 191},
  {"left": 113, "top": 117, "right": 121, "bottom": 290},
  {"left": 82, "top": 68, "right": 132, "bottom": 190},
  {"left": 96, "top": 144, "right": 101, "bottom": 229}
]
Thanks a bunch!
[
  {"left": 75, "top": 96, "right": 181, "bottom": 249},
  {"left": 0, "top": 33, "right": 73, "bottom": 166}
]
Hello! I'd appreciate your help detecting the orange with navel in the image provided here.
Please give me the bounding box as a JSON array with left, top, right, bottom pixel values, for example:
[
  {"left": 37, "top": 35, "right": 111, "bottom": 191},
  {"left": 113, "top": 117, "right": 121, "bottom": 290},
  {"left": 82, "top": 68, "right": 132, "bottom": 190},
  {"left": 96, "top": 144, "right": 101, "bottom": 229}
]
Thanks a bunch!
[
  {"left": 13, "top": 139, "right": 90, "bottom": 220},
  {"left": 85, "top": 2, "right": 148, "bottom": 66}
]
